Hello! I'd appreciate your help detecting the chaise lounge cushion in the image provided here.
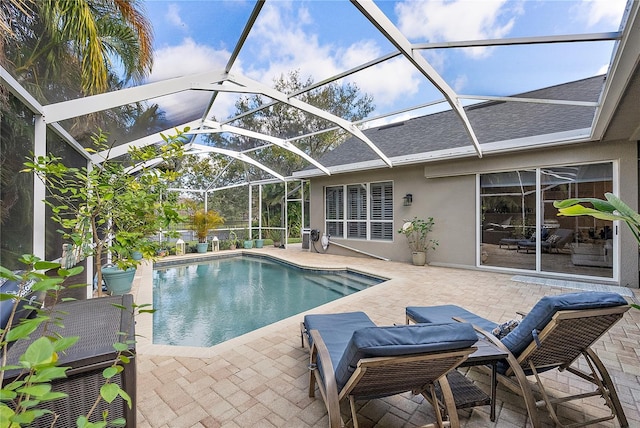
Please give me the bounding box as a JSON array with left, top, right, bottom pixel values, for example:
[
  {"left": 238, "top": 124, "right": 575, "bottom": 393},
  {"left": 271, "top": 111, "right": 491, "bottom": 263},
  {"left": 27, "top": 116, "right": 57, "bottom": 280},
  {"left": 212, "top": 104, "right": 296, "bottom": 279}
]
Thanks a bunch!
[
  {"left": 303, "top": 311, "right": 376, "bottom": 379},
  {"left": 501, "top": 292, "right": 628, "bottom": 356},
  {"left": 406, "top": 304, "right": 498, "bottom": 333},
  {"left": 407, "top": 292, "right": 628, "bottom": 361},
  {"left": 334, "top": 322, "right": 477, "bottom": 390}
]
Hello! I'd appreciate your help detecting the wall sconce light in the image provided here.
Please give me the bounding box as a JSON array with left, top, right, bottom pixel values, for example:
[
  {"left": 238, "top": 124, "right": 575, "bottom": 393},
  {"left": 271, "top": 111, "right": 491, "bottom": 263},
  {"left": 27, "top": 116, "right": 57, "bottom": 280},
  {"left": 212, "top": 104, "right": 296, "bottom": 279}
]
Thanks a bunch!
[{"left": 403, "top": 193, "right": 413, "bottom": 206}]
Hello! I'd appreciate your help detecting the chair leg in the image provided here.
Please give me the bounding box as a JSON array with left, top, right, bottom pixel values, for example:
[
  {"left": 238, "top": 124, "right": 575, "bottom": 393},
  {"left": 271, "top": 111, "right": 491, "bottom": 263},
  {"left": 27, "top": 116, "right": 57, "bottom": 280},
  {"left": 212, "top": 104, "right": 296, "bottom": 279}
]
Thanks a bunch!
[
  {"left": 584, "top": 349, "right": 629, "bottom": 428},
  {"left": 437, "top": 376, "right": 460, "bottom": 428},
  {"left": 349, "top": 396, "right": 359, "bottom": 428},
  {"left": 528, "top": 361, "right": 564, "bottom": 427}
]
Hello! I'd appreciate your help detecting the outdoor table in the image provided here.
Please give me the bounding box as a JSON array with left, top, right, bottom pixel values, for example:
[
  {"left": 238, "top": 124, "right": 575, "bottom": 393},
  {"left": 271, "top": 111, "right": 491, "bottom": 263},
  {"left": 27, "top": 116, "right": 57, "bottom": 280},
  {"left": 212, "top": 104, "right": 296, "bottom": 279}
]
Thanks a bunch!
[{"left": 434, "top": 336, "right": 508, "bottom": 421}]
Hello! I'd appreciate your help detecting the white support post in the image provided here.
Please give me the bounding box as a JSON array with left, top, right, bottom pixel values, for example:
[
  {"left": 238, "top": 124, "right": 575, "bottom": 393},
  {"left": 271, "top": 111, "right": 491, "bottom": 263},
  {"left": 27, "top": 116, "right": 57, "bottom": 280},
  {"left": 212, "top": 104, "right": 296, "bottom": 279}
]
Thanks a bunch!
[
  {"left": 33, "top": 115, "right": 46, "bottom": 260},
  {"left": 85, "top": 161, "right": 94, "bottom": 298},
  {"left": 301, "top": 179, "right": 306, "bottom": 236},
  {"left": 258, "top": 184, "right": 262, "bottom": 239},
  {"left": 284, "top": 181, "right": 288, "bottom": 249},
  {"left": 248, "top": 184, "right": 253, "bottom": 240}
]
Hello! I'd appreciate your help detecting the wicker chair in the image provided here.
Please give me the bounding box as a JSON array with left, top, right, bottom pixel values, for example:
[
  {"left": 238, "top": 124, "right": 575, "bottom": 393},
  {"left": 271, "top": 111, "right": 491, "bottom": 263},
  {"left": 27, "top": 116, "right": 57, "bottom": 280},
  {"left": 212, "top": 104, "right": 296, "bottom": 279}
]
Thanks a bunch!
[
  {"left": 406, "top": 292, "right": 630, "bottom": 428},
  {"left": 301, "top": 312, "right": 478, "bottom": 428}
]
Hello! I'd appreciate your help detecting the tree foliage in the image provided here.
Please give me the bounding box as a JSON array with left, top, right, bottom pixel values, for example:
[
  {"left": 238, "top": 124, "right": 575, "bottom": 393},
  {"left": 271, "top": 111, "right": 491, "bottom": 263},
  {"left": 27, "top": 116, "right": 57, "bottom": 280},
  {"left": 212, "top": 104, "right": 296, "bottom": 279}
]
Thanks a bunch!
[
  {"left": 23, "top": 128, "right": 188, "bottom": 296},
  {"left": 225, "top": 69, "right": 375, "bottom": 178}
]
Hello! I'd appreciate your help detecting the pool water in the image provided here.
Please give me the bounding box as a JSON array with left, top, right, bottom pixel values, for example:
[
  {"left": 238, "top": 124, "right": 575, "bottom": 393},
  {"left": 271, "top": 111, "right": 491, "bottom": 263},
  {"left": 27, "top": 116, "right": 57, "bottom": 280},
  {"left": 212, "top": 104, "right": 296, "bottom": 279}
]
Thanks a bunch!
[{"left": 152, "top": 256, "right": 383, "bottom": 347}]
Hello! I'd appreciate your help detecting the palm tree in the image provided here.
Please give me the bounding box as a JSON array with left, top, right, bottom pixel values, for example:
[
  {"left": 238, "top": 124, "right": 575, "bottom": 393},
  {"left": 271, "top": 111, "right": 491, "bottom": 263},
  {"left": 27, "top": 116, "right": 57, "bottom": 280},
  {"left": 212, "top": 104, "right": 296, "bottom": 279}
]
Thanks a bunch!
[{"left": 5, "top": 0, "right": 153, "bottom": 98}]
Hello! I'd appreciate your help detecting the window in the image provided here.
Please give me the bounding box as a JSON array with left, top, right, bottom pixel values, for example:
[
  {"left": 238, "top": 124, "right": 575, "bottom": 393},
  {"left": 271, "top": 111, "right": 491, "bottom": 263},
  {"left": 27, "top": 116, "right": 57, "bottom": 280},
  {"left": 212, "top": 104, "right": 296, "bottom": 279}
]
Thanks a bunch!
[
  {"left": 325, "top": 186, "right": 343, "bottom": 237},
  {"left": 325, "top": 181, "right": 393, "bottom": 240}
]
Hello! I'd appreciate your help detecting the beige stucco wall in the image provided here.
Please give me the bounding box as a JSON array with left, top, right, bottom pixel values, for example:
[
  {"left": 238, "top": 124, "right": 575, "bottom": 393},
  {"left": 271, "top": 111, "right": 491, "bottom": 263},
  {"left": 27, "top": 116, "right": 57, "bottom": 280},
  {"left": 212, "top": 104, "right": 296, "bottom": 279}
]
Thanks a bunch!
[{"left": 308, "top": 139, "right": 638, "bottom": 288}]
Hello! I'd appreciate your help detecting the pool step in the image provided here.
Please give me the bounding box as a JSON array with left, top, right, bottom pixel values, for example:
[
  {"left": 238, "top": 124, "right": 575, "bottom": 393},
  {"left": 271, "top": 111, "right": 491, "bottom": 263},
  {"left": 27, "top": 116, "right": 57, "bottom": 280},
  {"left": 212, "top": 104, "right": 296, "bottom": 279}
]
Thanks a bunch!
[{"left": 304, "top": 275, "right": 370, "bottom": 295}]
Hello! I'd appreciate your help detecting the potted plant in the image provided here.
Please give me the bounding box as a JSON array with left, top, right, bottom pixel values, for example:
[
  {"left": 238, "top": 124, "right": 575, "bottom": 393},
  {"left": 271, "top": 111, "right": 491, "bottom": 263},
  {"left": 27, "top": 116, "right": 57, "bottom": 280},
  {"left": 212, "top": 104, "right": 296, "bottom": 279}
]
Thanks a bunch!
[
  {"left": 25, "top": 128, "right": 187, "bottom": 296},
  {"left": 191, "top": 209, "right": 224, "bottom": 253},
  {"left": 242, "top": 228, "right": 253, "bottom": 249},
  {"left": 398, "top": 217, "right": 439, "bottom": 266},
  {"left": 228, "top": 230, "right": 238, "bottom": 250},
  {"left": 268, "top": 229, "right": 282, "bottom": 248}
]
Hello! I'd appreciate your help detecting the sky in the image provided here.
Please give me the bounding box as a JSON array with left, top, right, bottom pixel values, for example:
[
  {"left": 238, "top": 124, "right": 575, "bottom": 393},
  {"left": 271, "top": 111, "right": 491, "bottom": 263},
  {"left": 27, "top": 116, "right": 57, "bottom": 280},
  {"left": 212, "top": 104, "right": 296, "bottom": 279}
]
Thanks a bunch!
[{"left": 141, "top": 0, "right": 629, "bottom": 127}]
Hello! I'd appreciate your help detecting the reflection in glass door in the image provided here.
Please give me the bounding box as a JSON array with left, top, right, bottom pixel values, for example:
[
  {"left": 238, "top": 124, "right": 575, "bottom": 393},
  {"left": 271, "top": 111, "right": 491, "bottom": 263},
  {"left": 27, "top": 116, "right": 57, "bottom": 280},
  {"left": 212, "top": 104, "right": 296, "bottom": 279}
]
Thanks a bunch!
[
  {"left": 479, "top": 162, "right": 614, "bottom": 279},
  {"left": 480, "top": 170, "right": 536, "bottom": 271},
  {"left": 541, "top": 163, "right": 613, "bottom": 278}
]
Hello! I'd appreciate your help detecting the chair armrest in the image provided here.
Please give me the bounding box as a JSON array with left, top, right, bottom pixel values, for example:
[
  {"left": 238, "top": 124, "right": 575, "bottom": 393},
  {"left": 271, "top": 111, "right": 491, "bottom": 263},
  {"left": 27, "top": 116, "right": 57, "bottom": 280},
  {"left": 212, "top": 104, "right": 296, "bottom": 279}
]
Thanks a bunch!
[{"left": 309, "top": 330, "right": 342, "bottom": 428}]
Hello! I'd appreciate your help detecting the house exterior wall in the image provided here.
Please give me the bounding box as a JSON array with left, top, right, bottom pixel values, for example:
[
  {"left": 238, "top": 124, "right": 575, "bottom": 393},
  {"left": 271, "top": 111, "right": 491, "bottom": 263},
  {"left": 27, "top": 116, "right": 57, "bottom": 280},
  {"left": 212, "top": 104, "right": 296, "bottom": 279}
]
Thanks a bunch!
[{"left": 308, "top": 139, "right": 638, "bottom": 288}]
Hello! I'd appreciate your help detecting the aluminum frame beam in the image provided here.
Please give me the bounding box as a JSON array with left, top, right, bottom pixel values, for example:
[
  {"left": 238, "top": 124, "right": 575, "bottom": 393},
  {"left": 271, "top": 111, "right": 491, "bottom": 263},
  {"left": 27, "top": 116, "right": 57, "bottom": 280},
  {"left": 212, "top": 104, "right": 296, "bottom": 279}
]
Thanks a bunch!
[
  {"left": 186, "top": 144, "right": 285, "bottom": 181},
  {"left": 351, "top": 0, "right": 483, "bottom": 158},
  {"left": 196, "top": 120, "right": 331, "bottom": 175},
  {"left": 227, "top": 73, "right": 393, "bottom": 166},
  {"left": 43, "top": 70, "right": 228, "bottom": 123},
  {"left": 412, "top": 32, "right": 622, "bottom": 50},
  {"left": 95, "top": 120, "right": 202, "bottom": 161}
]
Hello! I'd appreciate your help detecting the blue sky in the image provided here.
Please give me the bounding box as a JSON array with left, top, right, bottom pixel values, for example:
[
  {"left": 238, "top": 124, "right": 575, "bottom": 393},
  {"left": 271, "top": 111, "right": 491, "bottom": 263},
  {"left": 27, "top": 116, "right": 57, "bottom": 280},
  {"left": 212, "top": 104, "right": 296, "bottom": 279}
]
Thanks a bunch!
[{"left": 142, "top": 0, "right": 628, "bottom": 125}]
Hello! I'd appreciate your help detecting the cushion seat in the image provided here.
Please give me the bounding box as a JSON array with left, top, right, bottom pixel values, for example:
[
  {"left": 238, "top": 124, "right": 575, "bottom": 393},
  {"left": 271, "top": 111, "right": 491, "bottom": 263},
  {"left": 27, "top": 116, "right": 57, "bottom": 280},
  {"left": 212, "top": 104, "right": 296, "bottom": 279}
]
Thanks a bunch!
[{"left": 406, "top": 304, "right": 498, "bottom": 333}]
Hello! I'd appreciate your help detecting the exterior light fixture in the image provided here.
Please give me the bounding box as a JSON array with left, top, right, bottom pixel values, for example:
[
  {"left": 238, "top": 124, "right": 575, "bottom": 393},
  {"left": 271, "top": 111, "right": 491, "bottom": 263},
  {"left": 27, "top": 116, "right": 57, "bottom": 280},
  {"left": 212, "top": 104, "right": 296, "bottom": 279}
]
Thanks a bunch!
[{"left": 403, "top": 193, "right": 413, "bottom": 206}]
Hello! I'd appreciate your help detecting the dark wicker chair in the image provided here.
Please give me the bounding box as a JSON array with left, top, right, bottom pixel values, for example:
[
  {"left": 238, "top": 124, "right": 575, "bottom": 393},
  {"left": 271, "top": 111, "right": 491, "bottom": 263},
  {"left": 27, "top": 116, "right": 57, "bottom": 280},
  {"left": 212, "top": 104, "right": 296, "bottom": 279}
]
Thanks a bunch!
[
  {"left": 406, "top": 292, "right": 630, "bottom": 428},
  {"left": 300, "top": 312, "right": 478, "bottom": 428},
  {"left": 2, "top": 295, "right": 137, "bottom": 427}
]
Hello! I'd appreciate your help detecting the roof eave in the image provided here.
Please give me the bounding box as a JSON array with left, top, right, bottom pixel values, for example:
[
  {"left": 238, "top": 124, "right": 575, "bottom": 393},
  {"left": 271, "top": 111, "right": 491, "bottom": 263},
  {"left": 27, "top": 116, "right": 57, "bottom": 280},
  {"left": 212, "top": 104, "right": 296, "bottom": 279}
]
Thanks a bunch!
[{"left": 591, "top": 0, "right": 640, "bottom": 141}]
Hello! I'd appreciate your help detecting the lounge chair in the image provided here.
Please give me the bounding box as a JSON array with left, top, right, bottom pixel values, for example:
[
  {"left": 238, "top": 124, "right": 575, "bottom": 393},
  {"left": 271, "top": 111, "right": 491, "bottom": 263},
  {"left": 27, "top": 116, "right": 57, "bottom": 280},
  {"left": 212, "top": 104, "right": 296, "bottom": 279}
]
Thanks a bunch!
[
  {"left": 300, "top": 312, "right": 478, "bottom": 428},
  {"left": 517, "top": 228, "right": 573, "bottom": 253},
  {"left": 406, "top": 292, "right": 630, "bottom": 428}
]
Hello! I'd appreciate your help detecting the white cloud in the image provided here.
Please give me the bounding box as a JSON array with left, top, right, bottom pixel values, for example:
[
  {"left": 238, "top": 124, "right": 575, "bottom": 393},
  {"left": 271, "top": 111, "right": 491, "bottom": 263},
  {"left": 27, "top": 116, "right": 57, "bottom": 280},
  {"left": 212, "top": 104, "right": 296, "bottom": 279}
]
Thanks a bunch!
[
  {"left": 452, "top": 75, "right": 469, "bottom": 92},
  {"left": 165, "top": 3, "right": 188, "bottom": 31},
  {"left": 243, "top": 2, "right": 422, "bottom": 111},
  {"left": 150, "top": 38, "right": 230, "bottom": 81},
  {"left": 596, "top": 63, "right": 610, "bottom": 75},
  {"left": 148, "top": 38, "right": 237, "bottom": 120},
  {"left": 395, "top": 0, "right": 518, "bottom": 59},
  {"left": 579, "top": 0, "right": 627, "bottom": 27}
]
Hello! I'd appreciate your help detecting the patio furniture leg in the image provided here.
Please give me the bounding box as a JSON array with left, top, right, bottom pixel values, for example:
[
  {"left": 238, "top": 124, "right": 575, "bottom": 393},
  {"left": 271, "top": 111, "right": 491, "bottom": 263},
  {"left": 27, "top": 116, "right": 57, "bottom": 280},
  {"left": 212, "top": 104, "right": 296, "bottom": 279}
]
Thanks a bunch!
[
  {"left": 437, "top": 374, "right": 460, "bottom": 428},
  {"left": 584, "top": 349, "right": 629, "bottom": 428},
  {"left": 349, "top": 395, "right": 359, "bottom": 428}
]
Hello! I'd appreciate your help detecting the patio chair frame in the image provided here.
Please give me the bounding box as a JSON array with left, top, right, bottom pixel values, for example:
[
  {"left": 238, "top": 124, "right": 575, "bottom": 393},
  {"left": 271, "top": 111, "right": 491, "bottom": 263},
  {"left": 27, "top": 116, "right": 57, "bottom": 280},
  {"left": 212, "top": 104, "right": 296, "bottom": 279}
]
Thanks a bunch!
[
  {"left": 454, "top": 304, "right": 630, "bottom": 428},
  {"left": 306, "top": 328, "right": 475, "bottom": 428}
]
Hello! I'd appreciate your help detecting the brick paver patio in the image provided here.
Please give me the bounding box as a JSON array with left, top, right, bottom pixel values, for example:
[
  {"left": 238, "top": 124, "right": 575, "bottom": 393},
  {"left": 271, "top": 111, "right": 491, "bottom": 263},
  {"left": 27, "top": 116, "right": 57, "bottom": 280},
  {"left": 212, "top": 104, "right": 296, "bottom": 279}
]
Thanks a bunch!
[{"left": 130, "top": 246, "right": 640, "bottom": 427}]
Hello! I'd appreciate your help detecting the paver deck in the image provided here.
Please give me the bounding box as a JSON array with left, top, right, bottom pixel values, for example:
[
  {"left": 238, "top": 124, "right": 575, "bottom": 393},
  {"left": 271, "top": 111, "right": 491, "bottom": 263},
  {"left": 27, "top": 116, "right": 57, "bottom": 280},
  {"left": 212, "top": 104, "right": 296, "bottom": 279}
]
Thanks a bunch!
[{"left": 130, "top": 245, "right": 640, "bottom": 428}]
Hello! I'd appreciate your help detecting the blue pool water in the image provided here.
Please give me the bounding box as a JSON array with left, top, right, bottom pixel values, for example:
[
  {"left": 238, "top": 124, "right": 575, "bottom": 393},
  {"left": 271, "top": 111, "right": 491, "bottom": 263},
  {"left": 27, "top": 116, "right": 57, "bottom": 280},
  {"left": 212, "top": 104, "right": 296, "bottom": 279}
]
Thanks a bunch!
[{"left": 152, "top": 256, "right": 384, "bottom": 347}]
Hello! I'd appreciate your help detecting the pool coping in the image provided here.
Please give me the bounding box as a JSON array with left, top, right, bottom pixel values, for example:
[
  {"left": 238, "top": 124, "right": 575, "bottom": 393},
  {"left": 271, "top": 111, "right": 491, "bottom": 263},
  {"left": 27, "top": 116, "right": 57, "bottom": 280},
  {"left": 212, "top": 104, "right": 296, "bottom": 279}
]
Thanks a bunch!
[
  {"left": 132, "top": 249, "right": 393, "bottom": 358},
  {"left": 154, "top": 251, "right": 389, "bottom": 281}
]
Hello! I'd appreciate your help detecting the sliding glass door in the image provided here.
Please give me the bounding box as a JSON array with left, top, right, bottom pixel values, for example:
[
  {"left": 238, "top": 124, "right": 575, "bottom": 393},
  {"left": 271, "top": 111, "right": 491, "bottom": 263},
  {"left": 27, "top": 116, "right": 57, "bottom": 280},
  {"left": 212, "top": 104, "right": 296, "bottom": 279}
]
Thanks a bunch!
[{"left": 480, "top": 162, "right": 614, "bottom": 279}]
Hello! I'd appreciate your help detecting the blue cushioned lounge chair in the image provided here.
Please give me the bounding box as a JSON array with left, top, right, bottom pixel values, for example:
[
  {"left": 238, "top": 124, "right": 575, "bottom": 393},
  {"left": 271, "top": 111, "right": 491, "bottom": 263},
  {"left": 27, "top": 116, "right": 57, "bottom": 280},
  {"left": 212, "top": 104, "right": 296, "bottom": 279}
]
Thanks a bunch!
[
  {"left": 406, "top": 292, "right": 630, "bottom": 428},
  {"left": 301, "top": 312, "right": 478, "bottom": 428}
]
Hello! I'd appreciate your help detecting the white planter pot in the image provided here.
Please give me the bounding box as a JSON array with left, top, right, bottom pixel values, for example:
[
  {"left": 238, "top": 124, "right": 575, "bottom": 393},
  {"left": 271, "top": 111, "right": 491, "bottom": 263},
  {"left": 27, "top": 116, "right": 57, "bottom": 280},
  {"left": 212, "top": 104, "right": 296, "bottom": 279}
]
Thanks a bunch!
[{"left": 412, "top": 251, "right": 426, "bottom": 266}]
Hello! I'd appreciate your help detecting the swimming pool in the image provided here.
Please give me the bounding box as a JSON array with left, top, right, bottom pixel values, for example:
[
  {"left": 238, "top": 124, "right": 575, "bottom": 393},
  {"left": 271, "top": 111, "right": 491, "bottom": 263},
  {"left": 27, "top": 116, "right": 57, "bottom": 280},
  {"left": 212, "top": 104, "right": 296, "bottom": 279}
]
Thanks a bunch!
[{"left": 152, "top": 255, "right": 384, "bottom": 347}]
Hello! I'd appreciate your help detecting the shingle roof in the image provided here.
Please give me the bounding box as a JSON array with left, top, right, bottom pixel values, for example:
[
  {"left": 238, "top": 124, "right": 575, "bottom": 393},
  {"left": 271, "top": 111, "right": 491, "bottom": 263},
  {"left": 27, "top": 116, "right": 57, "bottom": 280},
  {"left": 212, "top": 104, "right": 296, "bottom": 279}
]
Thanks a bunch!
[{"left": 310, "top": 75, "right": 604, "bottom": 170}]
